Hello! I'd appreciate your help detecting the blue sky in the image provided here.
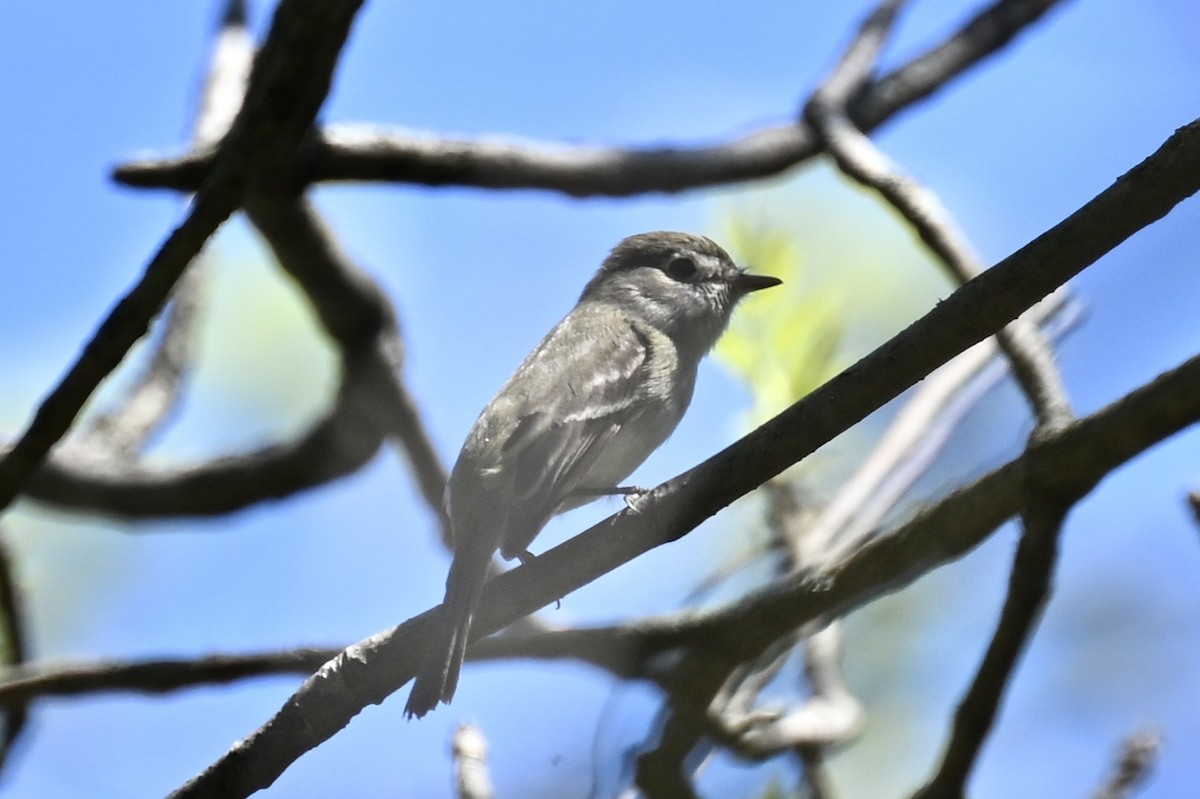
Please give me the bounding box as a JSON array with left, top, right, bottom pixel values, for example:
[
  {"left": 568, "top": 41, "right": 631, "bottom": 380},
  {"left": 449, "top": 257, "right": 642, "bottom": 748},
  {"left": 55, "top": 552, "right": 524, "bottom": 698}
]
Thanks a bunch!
[{"left": 1, "top": 1, "right": 1199, "bottom": 797}]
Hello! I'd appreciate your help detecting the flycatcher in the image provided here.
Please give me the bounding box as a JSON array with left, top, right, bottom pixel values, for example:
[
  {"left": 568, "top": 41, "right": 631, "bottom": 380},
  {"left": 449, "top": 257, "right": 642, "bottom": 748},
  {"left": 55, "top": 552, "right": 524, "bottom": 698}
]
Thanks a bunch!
[{"left": 405, "top": 231, "right": 781, "bottom": 718}]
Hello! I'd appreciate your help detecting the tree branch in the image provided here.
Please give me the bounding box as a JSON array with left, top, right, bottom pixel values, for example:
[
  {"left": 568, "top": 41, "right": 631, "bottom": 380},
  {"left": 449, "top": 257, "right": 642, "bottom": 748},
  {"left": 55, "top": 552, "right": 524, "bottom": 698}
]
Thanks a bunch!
[
  {"left": 111, "top": 0, "right": 1068, "bottom": 197},
  {"left": 804, "top": 0, "right": 1071, "bottom": 427},
  {"left": 243, "top": 192, "right": 450, "bottom": 538}
]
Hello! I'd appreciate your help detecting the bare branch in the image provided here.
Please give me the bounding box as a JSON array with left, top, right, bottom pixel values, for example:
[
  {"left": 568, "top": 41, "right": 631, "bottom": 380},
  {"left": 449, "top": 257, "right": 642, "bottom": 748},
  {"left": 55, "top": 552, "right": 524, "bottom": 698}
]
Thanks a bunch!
[
  {"left": 21, "top": 18, "right": 449, "bottom": 533},
  {"left": 848, "top": 0, "right": 1066, "bottom": 125},
  {"left": 193, "top": 1, "right": 255, "bottom": 151},
  {"left": 710, "top": 624, "right": 863, "bottom": 760},
  {"left": 700, "top": 481, "right": 864, "bottom": 782},
  {"left": 112, "top": 0, "right": 1067, "bottom": 197},
  {"left": 0, "top": 0, "right": 367, "bottom": 514},
  {"left": 0, "top": 649, "right": 337, "bottom": 703},
  {"left": 805, "top": 8, "right": 1079, "bottom": 789}
]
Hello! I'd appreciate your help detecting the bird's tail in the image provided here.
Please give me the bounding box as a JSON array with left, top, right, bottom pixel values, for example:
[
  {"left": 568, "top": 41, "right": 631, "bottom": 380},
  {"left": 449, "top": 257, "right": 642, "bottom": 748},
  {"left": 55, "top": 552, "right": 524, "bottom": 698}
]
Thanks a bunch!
[{"left": 405, "top": 551, "right": 488, "bottom": 719}]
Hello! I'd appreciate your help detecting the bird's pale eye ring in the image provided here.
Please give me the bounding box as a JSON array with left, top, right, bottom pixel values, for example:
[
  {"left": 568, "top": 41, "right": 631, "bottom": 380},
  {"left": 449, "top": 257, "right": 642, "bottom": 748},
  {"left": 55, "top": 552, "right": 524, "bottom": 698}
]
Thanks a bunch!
[{"left": 666, "top": 256, "right": 697, "bottom": 281}]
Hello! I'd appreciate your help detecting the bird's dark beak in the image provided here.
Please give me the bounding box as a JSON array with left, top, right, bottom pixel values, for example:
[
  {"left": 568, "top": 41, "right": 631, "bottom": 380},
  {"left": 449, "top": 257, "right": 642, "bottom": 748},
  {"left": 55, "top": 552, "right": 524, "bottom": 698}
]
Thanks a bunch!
[{"left": 734, "top": 270, "right": 783, "bottom": 293}]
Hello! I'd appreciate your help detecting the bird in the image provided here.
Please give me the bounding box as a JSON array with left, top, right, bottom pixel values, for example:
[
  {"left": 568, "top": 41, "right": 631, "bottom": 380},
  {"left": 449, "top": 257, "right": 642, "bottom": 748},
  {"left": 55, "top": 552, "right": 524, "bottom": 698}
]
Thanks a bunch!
[{"left": 405, "top": 230, "right": 781, "bottom": 718}]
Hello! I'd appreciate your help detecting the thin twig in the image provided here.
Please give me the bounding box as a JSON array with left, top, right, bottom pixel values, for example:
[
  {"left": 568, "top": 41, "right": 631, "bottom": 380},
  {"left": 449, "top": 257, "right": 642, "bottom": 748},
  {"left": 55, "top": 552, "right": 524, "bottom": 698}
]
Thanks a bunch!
[
  {"left": 810, "top": 292, "right": 1076, "bottom": 566},
  {"left": 701, "top": 482, "right": 863, "bottom": 780},
  {"left": 911, "top": 500, "right": 1068, "bottom": 799},
  {"left": 1091, "top": 729, "right": 1161, "bottom": 799}
]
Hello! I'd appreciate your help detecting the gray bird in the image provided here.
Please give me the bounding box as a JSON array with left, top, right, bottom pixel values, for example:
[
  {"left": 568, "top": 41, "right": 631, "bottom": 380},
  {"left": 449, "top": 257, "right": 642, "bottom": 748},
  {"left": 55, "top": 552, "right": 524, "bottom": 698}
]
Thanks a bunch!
[{"left": 405, "top": 231, "right": 781, "bottom": 718}]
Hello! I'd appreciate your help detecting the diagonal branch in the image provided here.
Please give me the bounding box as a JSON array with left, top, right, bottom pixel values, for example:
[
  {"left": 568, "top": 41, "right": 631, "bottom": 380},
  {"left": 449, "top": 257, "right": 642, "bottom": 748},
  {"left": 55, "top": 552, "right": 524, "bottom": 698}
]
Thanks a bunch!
[
  {"left": 498, "top": 341, "right": 1200, "bottom": 695},
  {"left": 811, "top": 293, "right": 1076, "bottom": 565}
]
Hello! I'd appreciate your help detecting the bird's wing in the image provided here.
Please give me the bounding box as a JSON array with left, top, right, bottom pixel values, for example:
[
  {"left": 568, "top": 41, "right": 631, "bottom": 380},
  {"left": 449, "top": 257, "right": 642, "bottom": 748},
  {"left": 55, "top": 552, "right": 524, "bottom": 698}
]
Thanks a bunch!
[
  {"left": 505, "top": 320, "right": 650, "bottom": 497},
  {"left": 494, "top": 316, "right": 656, "bottom": 557}
]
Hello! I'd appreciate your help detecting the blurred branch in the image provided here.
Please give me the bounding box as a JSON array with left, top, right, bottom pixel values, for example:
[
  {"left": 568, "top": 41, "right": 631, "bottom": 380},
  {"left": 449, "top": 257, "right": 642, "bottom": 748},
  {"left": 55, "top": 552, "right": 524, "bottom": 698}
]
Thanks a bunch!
[
  {"left": 708, "top": 623, "right": 863, "bottom": 760},
  {"left": 695, "top": 483, "right": 862, "bottom": 792},
  {"left": 453, "top": 723, "right": 495, "bottom": 799},
  {"left": 164, "top": 118, "right": 1200, "bottom": 798},
  {"left": 112, "top": 0, "right": 1067, "bottom": 196},
  {"left": 243, "top": 193, "right": 450, "bottom": 540},
  {"left": 911, "top": 501, "right": 1069, "bottom": 799},
  {"left": 1186, "top": 487, "right": 1200, "bottom": 527},
  {"left": 0, "top": 0, "right": 366, "bottom": 514},
  {"left": 0, "top": 532, "right": 29, "bottom": 775},
  {"left": 76, "top": 266, "right": 208, "bottom": 459},
  {"left": 75, "top": 4, "right": 251, "bottom": 458},
  {"left": 1091, "top": 729, "right": 1162, "bottom": 799},
  {"left": 813, "top": 292, "right": 1077, "bottom": 565},
  {"left": 23, "top": 357, "right": 392, "bottom": 517},
  {"left": 18, "top": 6, "right": 450, "bottom": 538},
  {"left": 0, "top": 648, "right": 338, "bottom": 702}
]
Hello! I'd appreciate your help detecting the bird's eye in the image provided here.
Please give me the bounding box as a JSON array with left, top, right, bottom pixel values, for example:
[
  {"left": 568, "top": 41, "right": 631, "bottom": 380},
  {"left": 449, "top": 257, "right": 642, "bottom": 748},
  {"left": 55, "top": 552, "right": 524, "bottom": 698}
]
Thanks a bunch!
[{"left": 666, "top": 256, "right": 697, "bottom": 281}]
